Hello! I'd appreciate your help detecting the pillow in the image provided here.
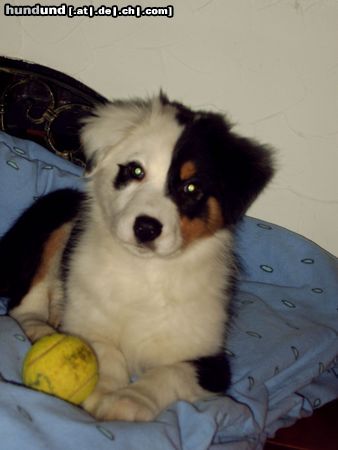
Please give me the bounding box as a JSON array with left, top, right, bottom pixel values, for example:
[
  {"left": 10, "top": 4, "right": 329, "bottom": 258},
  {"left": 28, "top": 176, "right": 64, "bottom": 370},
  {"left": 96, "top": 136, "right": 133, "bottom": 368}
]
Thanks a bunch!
[{"left": 0, "top": 131, "right": 84, "bottom": 238}]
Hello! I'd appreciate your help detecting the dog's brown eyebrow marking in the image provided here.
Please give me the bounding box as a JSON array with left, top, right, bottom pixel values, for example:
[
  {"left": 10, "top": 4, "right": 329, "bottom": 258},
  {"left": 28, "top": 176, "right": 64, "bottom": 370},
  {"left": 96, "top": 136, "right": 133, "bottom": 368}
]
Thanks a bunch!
[{"left": 180, "top": 161, "right": 197, "bottom": 181}]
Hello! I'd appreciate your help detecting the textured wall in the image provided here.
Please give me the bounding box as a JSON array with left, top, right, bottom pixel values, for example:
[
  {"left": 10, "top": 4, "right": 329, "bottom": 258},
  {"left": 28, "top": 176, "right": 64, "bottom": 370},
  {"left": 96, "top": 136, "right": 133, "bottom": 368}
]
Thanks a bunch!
[{"left": 1, "top": 0, "right": 337, "bottom": 255}]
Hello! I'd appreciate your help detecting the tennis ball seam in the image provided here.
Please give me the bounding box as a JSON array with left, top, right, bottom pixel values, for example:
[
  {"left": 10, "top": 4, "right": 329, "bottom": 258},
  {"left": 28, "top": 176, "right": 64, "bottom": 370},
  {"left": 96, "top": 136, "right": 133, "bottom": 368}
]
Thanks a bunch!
[
  {"left": 68, "top": 371, "right": 98, "bottom": 403},
  {"left": 24, "top": 334, "right": 68, "bottom": 368}
]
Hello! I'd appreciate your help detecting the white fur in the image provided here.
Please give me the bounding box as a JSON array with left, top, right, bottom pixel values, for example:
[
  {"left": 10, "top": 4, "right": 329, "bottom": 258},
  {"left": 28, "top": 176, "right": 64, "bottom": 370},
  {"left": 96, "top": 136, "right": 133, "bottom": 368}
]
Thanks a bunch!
[{"left": 83, "top": 97, "right": 187, "bottom": 257}]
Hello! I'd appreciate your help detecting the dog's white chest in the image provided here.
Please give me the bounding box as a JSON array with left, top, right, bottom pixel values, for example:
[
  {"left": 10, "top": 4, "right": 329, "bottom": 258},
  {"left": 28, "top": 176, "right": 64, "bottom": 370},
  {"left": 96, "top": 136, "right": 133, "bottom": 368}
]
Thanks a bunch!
[{"left": 63, "top": 238, "right": 228, "bottom": 373}]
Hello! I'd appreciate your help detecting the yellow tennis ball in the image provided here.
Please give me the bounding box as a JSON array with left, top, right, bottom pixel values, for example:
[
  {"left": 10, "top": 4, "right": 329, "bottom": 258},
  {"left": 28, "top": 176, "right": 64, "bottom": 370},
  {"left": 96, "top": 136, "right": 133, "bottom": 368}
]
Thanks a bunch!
[{"left": 22, "top": 333, "right": 98, "bottom": 405}]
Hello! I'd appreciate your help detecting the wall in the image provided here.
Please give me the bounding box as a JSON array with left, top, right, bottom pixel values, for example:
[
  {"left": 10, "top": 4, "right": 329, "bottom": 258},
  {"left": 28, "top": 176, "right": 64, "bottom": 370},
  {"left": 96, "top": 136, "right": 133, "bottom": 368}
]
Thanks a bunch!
[{"left": 0, "top": 0, "right": 337, "bottom": 255}]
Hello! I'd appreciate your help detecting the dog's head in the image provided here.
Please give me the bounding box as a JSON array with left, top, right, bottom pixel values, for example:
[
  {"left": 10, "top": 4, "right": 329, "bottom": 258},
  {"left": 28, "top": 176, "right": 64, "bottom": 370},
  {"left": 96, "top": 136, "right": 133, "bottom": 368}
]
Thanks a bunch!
[{"left": 81, "top": 93, "right": 274, "bottom": 257}]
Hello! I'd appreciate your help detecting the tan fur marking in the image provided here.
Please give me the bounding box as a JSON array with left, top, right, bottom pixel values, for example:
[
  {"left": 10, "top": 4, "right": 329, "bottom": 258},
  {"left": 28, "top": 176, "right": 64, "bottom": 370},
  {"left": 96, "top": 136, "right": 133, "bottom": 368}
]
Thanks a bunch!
[
  {"left": 180, "top": 161, "right": 196, "bottom": 181},
  {"left": 206, "top": 197, "right": 224, "bottom": 234},
  {"left": 32, "top": 223, "right": 71, "bottom": 286},
  {"left": 180, "top": 197, "right": 224, "bottom": 245}
]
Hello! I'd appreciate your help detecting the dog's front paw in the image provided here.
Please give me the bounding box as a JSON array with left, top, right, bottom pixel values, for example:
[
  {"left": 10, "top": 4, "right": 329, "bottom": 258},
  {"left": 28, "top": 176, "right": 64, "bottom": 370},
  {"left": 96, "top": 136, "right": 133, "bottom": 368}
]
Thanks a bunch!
[
  {"left": 82, "top": 386, "right": 106, "bottom": 415},
  {"left": 84, "top": 388, "right": 158, "bottom": 422},
  {"left": 25, "top": 323, "right": 56, "bottom": 343}
]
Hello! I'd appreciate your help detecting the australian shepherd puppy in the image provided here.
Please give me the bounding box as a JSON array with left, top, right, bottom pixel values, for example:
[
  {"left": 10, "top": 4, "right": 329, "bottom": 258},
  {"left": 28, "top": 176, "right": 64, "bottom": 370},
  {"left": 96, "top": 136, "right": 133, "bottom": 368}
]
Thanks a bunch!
[{"left": 0, "top": 93, "right": 274, "bottom": 422}]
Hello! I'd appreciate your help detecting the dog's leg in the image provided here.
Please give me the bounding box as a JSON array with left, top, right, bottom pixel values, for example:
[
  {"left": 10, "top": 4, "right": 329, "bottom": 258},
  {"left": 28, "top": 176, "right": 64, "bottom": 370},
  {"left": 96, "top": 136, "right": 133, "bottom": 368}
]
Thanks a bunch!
[
  {"left": 82, "top": 341, "right": 130, "bottom": 416},
  {"left": 9, "top": 272, "right": 65, "bottom": 342},
  {"left": 10, "top": 281, "right": 57, "bottom": 342},
  {"left": 86, "top": 356, "right": 230, "bottom": 422}
]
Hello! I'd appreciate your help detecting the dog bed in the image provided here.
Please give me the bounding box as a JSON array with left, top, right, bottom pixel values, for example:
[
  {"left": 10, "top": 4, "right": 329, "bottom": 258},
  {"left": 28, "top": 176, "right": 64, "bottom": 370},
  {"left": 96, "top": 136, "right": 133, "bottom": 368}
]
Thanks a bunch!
[{"left": 0, "top": 58, "right": 337, "bottom": 450}]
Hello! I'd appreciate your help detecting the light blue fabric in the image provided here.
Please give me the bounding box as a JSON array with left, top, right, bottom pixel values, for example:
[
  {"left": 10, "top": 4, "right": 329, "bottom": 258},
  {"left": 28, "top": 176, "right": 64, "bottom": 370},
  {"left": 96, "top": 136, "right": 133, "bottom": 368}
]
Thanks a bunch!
[
  {"left": 0, "top": 131, "right": 84, "bottom": 237},
  {"left": 0, "top": 133, "right": 337, "bottom": 449}
]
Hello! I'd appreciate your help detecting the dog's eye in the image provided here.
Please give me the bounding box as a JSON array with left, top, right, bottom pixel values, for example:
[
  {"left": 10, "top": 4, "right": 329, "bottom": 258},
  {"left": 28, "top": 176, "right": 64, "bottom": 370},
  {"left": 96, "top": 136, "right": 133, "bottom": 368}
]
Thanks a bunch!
[
  {"left": 129, "top": 162, "right": 145, "bottom": 180},
  {"left": 114, "top": 161, "right": 145, "bottom": 189},
  {"left": 184, "top": 183, "right": 197, "bottom": 194},
  {"left": 183, "top": 181, "right": 203, "bottom": 200}
]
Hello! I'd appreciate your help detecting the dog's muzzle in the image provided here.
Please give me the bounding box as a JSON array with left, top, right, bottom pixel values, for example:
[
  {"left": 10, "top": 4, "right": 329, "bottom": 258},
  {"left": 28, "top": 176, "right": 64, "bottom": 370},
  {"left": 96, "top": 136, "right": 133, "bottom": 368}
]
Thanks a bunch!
[{"left": 133, "top": 215, "right": 163, "bottom": 243}]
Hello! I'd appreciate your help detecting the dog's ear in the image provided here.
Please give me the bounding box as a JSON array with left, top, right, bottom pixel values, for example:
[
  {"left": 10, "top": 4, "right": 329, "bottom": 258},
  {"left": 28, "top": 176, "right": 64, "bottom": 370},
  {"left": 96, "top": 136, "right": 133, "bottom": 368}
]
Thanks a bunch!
[
  {"left": 80, "top": 100, "right": 146, "bottom": 175},
  {"left": 218, "top": 127, "right": 275, "bottom": 226}
]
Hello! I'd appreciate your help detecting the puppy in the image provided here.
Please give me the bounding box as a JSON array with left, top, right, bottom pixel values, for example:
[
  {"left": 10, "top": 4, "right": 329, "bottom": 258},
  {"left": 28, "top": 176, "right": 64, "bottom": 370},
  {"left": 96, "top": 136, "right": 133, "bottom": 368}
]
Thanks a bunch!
[{"left": 0, "top": 93, "right": 274, "bottom": 421}]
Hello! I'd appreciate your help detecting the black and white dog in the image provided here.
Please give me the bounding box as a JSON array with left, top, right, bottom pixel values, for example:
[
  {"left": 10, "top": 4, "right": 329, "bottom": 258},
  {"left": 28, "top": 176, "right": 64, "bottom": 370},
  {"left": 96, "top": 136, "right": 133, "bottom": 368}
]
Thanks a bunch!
[{"left": 0, "top": 93, "right": 274, "bottom": 421}]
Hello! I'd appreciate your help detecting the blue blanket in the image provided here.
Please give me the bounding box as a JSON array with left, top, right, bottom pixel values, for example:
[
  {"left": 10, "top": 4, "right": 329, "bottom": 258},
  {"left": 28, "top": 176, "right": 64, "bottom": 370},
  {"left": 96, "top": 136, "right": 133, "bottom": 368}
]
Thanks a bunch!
[{"left": 1, "top": 132, "right": 337, "bottom": 449}]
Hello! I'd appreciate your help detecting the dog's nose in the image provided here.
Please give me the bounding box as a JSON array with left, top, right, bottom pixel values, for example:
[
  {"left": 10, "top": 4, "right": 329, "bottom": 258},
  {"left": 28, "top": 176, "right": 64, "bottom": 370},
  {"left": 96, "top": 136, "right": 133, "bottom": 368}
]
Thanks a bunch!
[{"left": 133, "top": 215, "right": 163, "bottom": 243}]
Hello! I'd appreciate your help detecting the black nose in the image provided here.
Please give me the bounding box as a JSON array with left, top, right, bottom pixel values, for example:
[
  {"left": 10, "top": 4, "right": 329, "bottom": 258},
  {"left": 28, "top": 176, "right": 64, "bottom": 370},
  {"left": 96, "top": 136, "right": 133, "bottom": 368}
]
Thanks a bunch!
[{"left": 133, "top": 215, "right": 163, "bottom": 243}]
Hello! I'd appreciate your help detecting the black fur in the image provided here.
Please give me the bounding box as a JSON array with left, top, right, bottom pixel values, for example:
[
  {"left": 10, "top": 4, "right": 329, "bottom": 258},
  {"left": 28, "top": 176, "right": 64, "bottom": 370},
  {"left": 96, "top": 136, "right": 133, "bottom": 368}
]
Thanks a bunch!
[
  {"left": 167, "top": 111, "right": 274, "bottom": 226},
  {"left": 114, "top": 161, "right": 145, "bottom": 190},
  {"left": 192, "top": 353, "right": 231, "bottom": 393},
  {"left": 0, "top": 188, "right": 84, "bottom": 309}
]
